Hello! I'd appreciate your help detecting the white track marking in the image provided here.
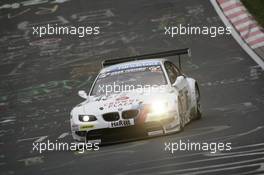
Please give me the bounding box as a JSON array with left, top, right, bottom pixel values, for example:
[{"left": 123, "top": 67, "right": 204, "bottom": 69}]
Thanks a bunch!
[
  {"left": 34, "top": 136, "right": 48, "bottom": 143},
  {"left": 9, "top": 62, "right": 24, "bottom": 75},
  {"left": 58, "top": 132, "right": 69, "bottom": 139}
]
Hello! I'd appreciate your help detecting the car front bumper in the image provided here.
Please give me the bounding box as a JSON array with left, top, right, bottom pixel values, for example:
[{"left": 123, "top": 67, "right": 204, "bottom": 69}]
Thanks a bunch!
[{"left": 71, "top": 111, "right": 179, "bottom": 144}]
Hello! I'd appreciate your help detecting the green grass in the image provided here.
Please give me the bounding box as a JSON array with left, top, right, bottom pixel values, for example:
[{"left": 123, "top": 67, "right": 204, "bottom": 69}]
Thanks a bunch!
[{"left": 241, "top": 0, "right": 264, "bottom": 27}]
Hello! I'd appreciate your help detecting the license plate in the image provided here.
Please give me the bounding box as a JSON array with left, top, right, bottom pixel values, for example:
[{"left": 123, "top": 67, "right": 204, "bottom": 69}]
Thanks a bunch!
[{"left": 110, "top": 119, "right": 134, "bottom": 128}]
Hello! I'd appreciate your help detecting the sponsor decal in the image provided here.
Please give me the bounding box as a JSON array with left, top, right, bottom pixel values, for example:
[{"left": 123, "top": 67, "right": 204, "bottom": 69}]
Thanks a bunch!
[
  {"left": 88, "top": 139, "right": 101, "bottom": 144},
  {"left": 147, "top": 130, "right": 163, "bottom": 136},
  {"left": 106, "top": 61, "right": 160, "bottom": 72},
  {"left": 80, "top": 124, "right": 94, "bottom": 131},
  {"left": 116, "top": 96, "right": 129, "bottom": 101},
  {"left": 104, "top": 99, "right": 138, "bottom": 108},
  {"left": 110, "top": 120, "right": 132, "bottom": 128}
]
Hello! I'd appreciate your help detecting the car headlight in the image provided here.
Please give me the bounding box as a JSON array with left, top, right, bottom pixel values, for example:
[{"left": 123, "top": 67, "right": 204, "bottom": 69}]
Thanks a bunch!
[
  {"left": 79, "top": 115, "right": 97, "bottom": 122},
  {"left": 150, "top": 101, "right": 168, "bottom": 115}
]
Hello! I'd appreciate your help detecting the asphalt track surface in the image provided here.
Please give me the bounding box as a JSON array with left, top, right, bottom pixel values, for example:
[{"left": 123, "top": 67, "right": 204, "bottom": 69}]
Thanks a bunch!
[{"left": 0, "top": 0, "right": 264, "bottom": 174}]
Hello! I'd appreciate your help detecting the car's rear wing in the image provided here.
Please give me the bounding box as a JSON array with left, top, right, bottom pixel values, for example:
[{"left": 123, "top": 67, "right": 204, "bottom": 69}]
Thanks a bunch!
[{"left": 101, "top": 48, "right": 191, "bottom": 70}]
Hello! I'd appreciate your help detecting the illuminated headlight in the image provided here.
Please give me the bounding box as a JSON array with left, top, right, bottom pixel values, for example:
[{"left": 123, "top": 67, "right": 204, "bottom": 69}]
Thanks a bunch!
[
  {"left": 79, "top": 115, "right": 97, "bottom": 122},
  {"left": 150, "top": 101, "right": 168, "bottom": 115}
]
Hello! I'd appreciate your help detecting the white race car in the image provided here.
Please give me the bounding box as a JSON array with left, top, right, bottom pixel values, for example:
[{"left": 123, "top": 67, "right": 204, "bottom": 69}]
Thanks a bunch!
[{"left": 70, "top": 48, "right": 201, "bottom": 144}]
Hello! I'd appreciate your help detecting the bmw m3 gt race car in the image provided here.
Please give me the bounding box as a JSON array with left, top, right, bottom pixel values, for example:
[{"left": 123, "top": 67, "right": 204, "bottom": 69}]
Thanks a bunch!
[{"left": 70, "top": 48, "right": 201, "bottom": 144}]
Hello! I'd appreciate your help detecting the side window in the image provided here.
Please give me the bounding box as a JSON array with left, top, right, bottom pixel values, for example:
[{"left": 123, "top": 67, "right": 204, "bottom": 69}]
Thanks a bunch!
[
  {"left": 164, "top": 62, "right": 178, "bottom": 84},
  {"left": 171, "top": 63, "right": 181, "bottom": 76}
]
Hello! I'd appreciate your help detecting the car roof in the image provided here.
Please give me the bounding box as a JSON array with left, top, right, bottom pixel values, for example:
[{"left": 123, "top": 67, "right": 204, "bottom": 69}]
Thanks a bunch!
[{"left": 100, "top": 58, "right": 168, "bottom": 73}]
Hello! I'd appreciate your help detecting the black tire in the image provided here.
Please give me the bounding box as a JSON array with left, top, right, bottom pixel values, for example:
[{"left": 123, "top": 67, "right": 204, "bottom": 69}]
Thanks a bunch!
[
  {"left": 195, "top": 84, "right": 202, "bottom": 119},
  {"left": 178, "top": 97, "right": 184, "bottom": 131}
]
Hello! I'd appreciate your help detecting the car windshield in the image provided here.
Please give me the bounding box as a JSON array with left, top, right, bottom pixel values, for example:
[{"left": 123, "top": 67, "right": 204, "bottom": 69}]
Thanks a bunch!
[{"left": 91, "top": 65, "right": 167, "bottom": 96}]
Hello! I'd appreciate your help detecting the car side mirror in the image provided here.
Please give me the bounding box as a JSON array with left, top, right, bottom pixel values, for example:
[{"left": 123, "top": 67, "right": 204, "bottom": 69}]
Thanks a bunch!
[
  {"left": 78, "top": 90, "right": 88, "bottom": 99},
  {"left": 172, "top": 76, "right": 184, "bottom": 89}
]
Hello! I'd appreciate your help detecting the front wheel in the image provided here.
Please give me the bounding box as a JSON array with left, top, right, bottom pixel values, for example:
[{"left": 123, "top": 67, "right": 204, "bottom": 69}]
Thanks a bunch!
[
  {"left": 178, "top": 97, "right": 185, "bottom": 131},
  {"left": 195, "top": 84, "right": 202, "bottom": 119}
]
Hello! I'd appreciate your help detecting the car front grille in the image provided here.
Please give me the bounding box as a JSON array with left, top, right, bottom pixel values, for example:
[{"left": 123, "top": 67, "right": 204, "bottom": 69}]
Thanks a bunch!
[
  {"left": 102, "top": 112, "right": 120, "bottom": 121},
  {"left": 122, "top": 109, "right": 139, "bottom": 119}
]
